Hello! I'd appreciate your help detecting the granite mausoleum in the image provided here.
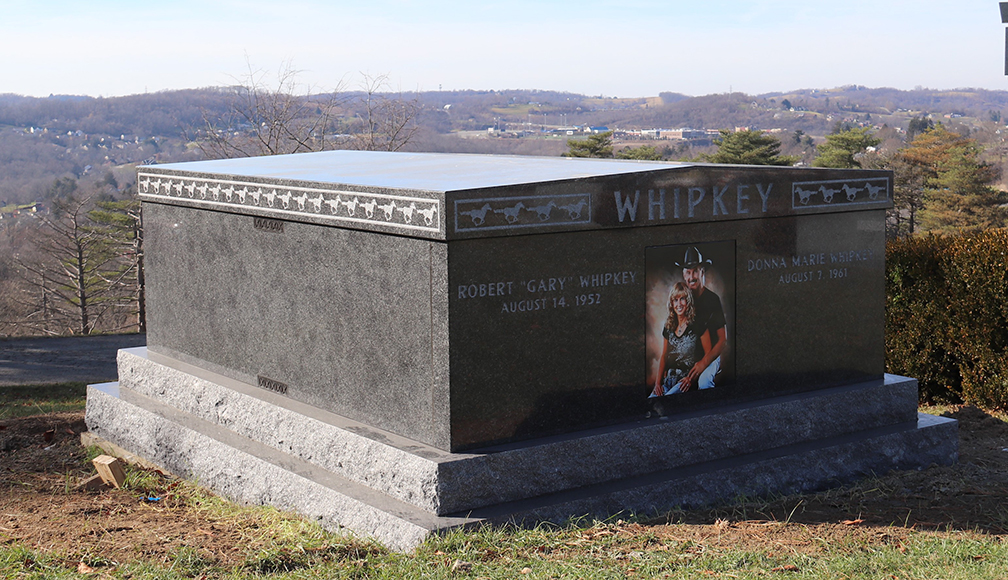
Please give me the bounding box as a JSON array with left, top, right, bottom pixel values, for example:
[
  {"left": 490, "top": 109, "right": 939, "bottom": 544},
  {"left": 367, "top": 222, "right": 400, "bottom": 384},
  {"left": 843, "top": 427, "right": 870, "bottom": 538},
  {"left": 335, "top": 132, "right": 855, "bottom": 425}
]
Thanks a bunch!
[{"left": 85, "top": 151, "right": 958, "bottom": 550}]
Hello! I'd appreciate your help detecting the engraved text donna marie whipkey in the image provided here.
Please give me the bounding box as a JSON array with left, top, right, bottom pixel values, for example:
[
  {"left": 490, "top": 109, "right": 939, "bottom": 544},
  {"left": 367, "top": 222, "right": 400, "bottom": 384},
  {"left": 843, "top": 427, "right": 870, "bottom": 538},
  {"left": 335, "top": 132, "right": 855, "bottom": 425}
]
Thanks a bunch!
[{"left": 744, "top": 247, "right": 875, "bottom": 285}]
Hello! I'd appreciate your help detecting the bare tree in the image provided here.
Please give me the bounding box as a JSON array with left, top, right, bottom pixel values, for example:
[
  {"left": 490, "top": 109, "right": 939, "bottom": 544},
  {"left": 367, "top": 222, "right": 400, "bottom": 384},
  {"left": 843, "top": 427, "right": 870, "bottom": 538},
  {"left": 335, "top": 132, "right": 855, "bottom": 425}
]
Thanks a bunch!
[
  {"left": 89, "top": 195, "right": 145, "bottom": 332},
  {"left": 0, "top": 223, "right": 31, "bottom": 335},
  {"left": 350, "top": 73, "right": 421, "bottom": 152},
  {"left": 194, "top": 62, "right": 420, "bottom": 159},
  {"left": 12, "top": 196, "right": 136, "bottom": 335},
  {"left": 196, "top": 59, "right": 346, "bottom": 159}
]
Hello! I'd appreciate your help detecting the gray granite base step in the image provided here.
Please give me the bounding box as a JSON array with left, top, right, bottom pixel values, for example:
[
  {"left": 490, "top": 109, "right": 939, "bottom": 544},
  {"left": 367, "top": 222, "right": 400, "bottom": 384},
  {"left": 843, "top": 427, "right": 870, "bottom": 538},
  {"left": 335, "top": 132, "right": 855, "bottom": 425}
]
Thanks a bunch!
[
  {"left": 85, "top": 381, "right": 475, "bottom": 551},
  {"left": 85, "top": 349, "right": 959, "bottom": 550},
  {"left": 86, "top": 376, "right": 957, "bottom": 550},
  {"left": 113, "top": 347, "right": 927, "bottom": 516},
  {"left": 473, "top": 413, "right": 957, "bottom": 524}
]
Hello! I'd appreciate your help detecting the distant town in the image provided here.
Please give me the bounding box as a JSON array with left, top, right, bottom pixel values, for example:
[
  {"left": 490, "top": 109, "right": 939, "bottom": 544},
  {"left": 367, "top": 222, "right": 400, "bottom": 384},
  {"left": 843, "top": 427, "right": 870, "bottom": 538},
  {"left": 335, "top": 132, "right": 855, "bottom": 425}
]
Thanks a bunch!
[{"left": 2, "top": 84, "right": 1008, "bottom": 216}]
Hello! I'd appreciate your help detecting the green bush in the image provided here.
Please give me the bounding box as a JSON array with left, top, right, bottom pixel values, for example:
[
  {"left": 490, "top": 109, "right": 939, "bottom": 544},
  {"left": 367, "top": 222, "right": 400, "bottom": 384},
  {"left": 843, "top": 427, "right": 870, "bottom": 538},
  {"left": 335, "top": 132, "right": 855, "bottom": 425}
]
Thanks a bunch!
[
  {"left": 886, "top": 234, "right": 960, "bottom": 402},
  {"left": 942, "top": 229, "right": 1008, "bottom": 408},
  {"left": 886, "top": 229, "right": 1008, "bottom": 408}
]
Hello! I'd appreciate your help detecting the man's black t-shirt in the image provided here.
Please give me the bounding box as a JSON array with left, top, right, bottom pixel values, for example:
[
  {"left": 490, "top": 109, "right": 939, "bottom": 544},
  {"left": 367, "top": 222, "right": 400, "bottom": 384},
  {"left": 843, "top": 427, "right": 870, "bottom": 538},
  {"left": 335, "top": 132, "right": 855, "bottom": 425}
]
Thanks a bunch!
[{"left": 693, "top": 288, "right": 725, "bottom": 352}]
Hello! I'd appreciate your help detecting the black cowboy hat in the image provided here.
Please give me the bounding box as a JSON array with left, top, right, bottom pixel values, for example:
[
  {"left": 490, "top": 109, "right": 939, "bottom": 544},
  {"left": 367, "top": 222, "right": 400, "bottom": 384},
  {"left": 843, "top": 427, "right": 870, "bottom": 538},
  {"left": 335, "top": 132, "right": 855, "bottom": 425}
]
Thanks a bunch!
[{"left": 674, "top": 246, "right": 713, "bottom": 269}]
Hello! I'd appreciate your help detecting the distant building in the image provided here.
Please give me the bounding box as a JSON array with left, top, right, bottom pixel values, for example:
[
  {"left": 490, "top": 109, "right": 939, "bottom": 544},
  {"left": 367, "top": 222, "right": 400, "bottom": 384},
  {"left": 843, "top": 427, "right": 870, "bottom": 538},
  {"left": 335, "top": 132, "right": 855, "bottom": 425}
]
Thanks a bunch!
[
  {"left": 662, "top": 128, "right": 708, "bottom": 141},
  {"left": 0, "top": 201, "right": 43, "bottom": 220}
]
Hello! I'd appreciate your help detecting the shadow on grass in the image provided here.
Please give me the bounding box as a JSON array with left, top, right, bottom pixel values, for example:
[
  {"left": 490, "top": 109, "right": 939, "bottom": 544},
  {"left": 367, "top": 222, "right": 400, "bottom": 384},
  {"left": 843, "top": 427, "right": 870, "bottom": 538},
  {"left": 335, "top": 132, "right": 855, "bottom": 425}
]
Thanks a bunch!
[
  {"left": 0, "top": 382, "right": 87, "bottom": 419},
  {"left": 653, "top": 406, "right": 1008, "bottom": 536}
]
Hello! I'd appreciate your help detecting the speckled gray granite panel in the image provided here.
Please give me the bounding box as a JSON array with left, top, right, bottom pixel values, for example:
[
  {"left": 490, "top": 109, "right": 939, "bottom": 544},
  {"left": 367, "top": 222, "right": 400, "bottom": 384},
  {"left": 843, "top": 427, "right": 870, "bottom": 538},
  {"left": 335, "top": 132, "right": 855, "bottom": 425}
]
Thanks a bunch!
[
  {"left": 143, "top": 201, "right": 448, "bottom": 449},
  {"left": 85, "top": 382, "right": 473, "bottom": 551},
  {"left": 107, "top": 348, "right": 928, "bottom": 516},
  {"left": 429, "top": 243, "right": 452, "bottom": 447}
]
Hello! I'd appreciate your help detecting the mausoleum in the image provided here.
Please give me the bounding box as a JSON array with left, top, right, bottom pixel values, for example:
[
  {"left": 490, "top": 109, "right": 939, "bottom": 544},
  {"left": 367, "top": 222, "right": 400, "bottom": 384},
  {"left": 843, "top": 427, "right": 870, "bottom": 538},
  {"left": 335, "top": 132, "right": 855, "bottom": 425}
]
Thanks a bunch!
[{"left": 85, "top": 151, "right": 957, "bottom": 550}]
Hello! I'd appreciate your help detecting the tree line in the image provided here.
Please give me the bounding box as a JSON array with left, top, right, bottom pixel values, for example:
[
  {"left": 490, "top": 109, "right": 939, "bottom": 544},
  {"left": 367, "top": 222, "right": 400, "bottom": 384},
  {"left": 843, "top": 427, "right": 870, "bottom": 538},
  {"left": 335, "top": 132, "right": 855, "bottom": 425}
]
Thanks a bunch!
[
  {"left": 1, "top": 187, "right": 142, "bottom": 336},
  {"left": 4, "top": 72, "right": 1008, "bottom": 336},
  {"left": 0, "top": 65, "right": 425, "bottom": 336},
  {"left": 5, "top": 82, "right": 1008, "bottom": 208},
  {"left": 5, "top": 117, "right": 1004, "bottom": 337}
]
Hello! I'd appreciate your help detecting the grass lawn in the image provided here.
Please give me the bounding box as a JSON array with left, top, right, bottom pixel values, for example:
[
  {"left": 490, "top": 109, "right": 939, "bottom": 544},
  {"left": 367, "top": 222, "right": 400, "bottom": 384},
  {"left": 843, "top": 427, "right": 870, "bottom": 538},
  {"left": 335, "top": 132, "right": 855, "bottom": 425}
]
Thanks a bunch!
[
  {"left": 0, "top": 382, "right": 87, "bottom": 419},
  {"left": 1, "top": 386, "right": 1005, "bottom": 579}
]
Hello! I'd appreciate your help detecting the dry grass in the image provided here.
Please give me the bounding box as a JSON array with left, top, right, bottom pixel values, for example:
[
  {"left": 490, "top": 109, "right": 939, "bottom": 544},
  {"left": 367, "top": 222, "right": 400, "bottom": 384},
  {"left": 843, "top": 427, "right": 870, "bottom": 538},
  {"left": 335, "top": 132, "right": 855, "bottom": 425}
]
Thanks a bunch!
[{"left": 1, "top": 393, "right": 1006, "bottom": 578}]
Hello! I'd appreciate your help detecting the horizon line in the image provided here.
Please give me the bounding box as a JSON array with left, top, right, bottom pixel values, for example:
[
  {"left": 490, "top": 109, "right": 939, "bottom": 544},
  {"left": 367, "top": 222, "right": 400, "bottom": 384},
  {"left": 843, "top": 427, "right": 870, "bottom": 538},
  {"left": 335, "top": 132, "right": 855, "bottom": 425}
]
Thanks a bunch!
[{"left": 3, "top": 84, "right": 1008, "bottom": 101}]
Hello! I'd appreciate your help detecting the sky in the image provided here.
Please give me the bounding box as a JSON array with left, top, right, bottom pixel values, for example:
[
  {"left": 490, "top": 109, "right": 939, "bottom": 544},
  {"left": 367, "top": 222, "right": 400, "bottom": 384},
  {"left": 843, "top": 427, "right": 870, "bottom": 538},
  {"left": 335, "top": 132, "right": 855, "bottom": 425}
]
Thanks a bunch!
[{"left": 1, "top": 0, "right": 1006, "bottom": 99}]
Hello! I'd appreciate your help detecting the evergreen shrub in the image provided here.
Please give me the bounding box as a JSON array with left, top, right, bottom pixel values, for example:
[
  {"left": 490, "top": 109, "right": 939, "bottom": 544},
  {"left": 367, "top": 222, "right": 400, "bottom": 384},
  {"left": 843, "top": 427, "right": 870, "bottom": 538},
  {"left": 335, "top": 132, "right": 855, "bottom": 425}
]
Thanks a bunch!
[
  {"left": 886, "top": 230, "right": 1008, "bottom": 408},
  {"left": 942, "top": 229, "right": 1008, "bottom": 408},
  {"left": 886, "top": 234, "right": 960, "bottom": 402}
]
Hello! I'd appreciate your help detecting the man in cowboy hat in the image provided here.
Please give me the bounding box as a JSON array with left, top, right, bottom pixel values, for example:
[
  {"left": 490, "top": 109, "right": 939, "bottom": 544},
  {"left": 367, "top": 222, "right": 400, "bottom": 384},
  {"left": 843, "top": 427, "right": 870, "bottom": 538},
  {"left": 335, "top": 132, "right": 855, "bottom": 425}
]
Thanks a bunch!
[{"left": 675, "top": 246, "right": 726, "bottom": 391}]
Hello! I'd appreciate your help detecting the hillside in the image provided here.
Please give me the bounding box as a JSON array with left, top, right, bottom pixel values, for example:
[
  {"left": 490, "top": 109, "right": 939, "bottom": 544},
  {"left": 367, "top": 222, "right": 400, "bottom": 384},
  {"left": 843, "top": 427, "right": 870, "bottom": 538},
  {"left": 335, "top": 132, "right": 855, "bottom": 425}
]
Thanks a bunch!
[{"left": 2, "top": 85, "right": 1007, "bottom": 206}]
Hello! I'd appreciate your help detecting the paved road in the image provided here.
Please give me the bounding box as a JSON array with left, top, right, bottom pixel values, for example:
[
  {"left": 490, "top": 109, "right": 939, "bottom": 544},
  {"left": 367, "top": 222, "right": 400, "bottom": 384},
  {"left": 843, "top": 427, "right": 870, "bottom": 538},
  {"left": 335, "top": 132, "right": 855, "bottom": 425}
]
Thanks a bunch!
[{"left": 0, "top": 334, "right": 146, "bottom": 387}]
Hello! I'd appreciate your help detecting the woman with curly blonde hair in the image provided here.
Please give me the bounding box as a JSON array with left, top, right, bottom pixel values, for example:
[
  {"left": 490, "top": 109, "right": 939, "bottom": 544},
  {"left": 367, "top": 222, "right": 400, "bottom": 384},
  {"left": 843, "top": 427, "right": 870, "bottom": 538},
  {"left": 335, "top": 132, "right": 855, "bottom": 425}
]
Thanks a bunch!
[{"left": 651, "top": 282, "right": 712, "bottom": 397}]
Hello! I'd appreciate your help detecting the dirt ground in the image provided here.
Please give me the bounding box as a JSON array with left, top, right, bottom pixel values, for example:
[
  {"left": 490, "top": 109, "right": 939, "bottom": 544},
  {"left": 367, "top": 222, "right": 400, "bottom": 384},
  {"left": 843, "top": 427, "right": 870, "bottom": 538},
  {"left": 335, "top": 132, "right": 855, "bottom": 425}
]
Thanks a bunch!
[{"left": 0, "top": 406, "right": 1006, "bottom": 567}]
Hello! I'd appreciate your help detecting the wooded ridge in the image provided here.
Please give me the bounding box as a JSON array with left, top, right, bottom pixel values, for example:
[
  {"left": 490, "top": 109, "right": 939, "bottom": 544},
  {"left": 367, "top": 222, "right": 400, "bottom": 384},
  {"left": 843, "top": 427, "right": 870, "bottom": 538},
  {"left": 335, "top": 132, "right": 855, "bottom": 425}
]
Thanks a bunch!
[{"left": 4, "top": 85, "right": 1008, "bottom": 206}]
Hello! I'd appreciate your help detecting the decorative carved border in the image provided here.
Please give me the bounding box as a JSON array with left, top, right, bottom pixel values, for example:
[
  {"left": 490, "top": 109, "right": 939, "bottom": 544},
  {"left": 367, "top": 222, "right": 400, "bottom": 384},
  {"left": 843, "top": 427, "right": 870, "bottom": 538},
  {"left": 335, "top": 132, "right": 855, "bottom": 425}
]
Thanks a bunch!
[
  {"left": 453, "top": 193, "right": 592, "bottom": 232},
  {"left": 791, "top": 177, "right": 889, "bottom": 210},
  {"left": 137, "top": 172, "right": 441, "bottom": 233}
]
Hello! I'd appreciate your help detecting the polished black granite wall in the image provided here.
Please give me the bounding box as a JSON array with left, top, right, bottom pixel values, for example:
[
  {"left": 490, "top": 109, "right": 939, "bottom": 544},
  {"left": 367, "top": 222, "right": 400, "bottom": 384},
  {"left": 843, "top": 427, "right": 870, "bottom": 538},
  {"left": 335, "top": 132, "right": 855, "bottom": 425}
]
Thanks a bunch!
[
  {"left": 447, "top": 210, "right": 884, "bottom": 449},
  {"left": 140, "top": 155, "right": 891, "bottom": 451}
]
